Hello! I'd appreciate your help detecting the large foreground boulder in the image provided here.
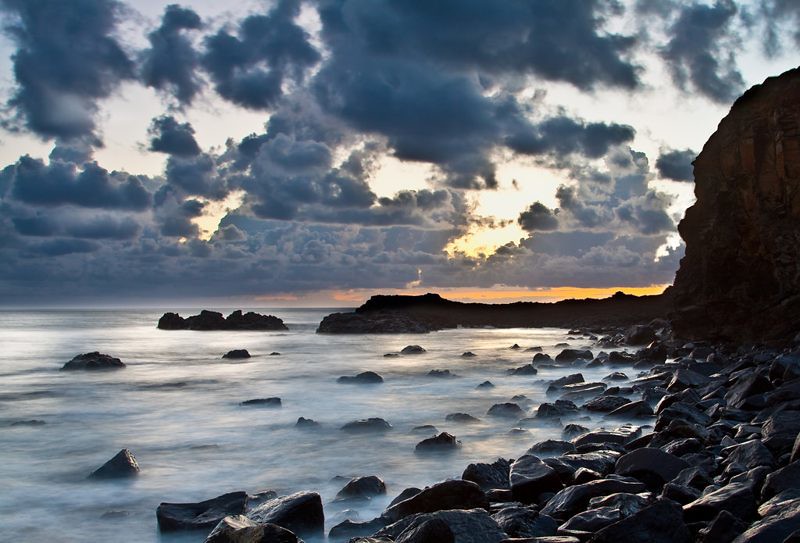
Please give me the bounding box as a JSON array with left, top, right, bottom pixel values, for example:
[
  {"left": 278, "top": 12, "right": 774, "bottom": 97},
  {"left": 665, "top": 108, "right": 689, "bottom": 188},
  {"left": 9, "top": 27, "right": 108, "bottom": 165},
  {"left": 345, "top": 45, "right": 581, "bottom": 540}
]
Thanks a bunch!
[
  {"left": 157, "top": 491, "right": 248, "bottom": 532},
  {"left": 383, "top": 480, "right": 488, "bottom": 523},
  {"left": 671, "top": 67, "right": 800, "bottom": 341},
  {"left": 378, "top": 509, "right": 505, "bottom": 543},
  {"left": 247, "top": 492, "right": 323, "bottom": 538},
  {"left": 205, "top": 516, "right": 301, "bottom": 543}
]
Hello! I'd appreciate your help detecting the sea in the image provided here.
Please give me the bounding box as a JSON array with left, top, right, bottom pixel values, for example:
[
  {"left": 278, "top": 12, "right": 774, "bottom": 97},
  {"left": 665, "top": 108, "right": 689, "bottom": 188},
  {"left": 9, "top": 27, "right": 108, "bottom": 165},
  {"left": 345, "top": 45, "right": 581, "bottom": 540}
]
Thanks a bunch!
[{"left": 0, "top": 308, "right": 642, "bottom": 542}]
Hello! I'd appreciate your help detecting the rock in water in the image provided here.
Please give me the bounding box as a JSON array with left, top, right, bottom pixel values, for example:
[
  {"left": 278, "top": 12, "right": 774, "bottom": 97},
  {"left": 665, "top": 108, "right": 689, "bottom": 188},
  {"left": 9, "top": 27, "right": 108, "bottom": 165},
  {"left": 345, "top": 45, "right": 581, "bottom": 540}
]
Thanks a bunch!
[
  {"left": 248, "top": 491, "right": 324, "bottom": 538},
  {"left": 671, "top": 67, "right": 800, "bottom": 342},
  {"left": 62, "top": 352, "right": 125, "bottom": 371},
  {"left": 337, "top": 371, "right": 384, "bottom": 384},
  {"left": 401, "top": 345, "right": 426, "bottom": 354},
  {"left": 157, "top": 491, "right": 248, "bottom": 532},
  {"left": 90, "top": 449, "right": 139, "bottom": 479},
  {"left": 415, "top": 432, "right": 460, "bottom": 453},
  {"left": 336, "top": 476, "right": 387, "bottom": 500},
  {"left": 222, "top": 349, "right": 250, "bottom": 359},
  {"left": 157, "top": 310, "right": 287, "bottom": 331},
  {"left": 205, "top": 516, "right": 300, "bottom": 543}
]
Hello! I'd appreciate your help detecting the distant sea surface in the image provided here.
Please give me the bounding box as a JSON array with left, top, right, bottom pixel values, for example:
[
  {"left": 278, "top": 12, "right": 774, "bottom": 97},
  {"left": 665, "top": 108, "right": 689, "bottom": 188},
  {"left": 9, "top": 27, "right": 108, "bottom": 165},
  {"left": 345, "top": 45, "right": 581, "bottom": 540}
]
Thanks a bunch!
[{"left": 0, "top": 308, "right": 632, "bottom": 542}]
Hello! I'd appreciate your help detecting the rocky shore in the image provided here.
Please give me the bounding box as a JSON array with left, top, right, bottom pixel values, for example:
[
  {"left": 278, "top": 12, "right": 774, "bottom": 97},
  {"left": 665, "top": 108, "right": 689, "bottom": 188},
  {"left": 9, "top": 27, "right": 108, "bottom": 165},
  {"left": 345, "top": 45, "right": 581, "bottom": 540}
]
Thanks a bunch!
[
  {"left": 157, "top": 310, "right": 288, "bottom": 331},
  {"left": 144, "top": 325, "right": 800, "bottom": 543}
]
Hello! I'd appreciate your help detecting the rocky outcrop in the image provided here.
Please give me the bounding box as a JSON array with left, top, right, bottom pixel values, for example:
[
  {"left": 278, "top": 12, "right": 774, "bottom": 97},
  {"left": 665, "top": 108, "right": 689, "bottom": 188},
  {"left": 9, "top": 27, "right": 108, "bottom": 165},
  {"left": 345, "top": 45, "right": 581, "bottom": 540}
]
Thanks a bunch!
[
  {"left": 158, "top": 310, "right": 287, "bottom": 331},
  {"left": 672, "top": 67, "right": 800, "bottom": 342},
  {"left": 89, "top": 448, "right": 139, "bottom": 479},
  {"left": 317, "top": 292, "right": 670, "bottom": 333},
  {"left": 61, "top": 352, "right": 125, "bottom": 371}
]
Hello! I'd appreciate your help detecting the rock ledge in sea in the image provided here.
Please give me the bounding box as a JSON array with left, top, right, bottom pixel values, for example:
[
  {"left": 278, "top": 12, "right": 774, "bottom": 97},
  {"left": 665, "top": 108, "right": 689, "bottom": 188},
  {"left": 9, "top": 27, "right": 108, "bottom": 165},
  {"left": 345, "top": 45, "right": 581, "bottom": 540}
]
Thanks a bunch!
[
  {"left": 62, "top": 352, "right": 125, "bottom": 371},
  {"left": 158, "top": 310, "right": 287, "bottom": 331}
]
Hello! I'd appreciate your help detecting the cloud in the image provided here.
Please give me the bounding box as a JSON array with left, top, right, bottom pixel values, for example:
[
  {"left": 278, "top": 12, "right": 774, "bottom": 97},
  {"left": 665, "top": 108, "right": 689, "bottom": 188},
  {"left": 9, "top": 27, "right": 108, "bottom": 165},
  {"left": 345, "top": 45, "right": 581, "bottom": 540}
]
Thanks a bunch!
[
  {"left": 6, "top": 156, "right": 151, "bottom": 210},
  {"left": 201, "top": 0, "right": 320, "bottom": 110},
  {"left": 0, "top": 0, "right": 134, "bottom": 140},
  {"left": 518, "top": 202, "right": 559, "bottom": 232},
  {"left": 656, "top": 148, "right": 695, "bottom": 181},
  {"left": 140, "top": 4, "right": 203, "bottom": 104},
  {"left": 148, "top": 115, "right": 201, "bottom": 156},
  {"left": 507, "top": 116, "right": 636, "bottom": 159},
  {"left": 13, "top": 212, "right": 140, "bottom": 240},
  {"left": 660, "top": 0, "right": 745, "bottom": 103}
]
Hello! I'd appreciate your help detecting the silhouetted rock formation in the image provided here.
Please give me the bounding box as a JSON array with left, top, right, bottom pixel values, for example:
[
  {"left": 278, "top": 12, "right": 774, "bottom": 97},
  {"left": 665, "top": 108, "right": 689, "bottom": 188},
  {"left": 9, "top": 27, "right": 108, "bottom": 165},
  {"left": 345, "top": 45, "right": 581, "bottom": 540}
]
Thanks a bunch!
[
  {"left": 61, "top": 352, "right": 125, "bottom": 371},
  {"left": 317, "top": 291, "right": 670, "bottom": 333},
  {"left": 672, "top": 67, "right": 800, "bottom": 342},
  {"left": 157, "top": 310, "right": 287, "bottom": 331}
]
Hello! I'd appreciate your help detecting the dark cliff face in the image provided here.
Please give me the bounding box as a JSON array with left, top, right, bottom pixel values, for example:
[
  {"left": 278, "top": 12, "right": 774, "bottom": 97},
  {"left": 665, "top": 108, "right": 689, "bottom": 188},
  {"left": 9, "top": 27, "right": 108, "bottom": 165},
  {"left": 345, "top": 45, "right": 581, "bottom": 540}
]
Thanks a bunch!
[{"left": 671, "top": 67, "right": 800, "bottom": 342}]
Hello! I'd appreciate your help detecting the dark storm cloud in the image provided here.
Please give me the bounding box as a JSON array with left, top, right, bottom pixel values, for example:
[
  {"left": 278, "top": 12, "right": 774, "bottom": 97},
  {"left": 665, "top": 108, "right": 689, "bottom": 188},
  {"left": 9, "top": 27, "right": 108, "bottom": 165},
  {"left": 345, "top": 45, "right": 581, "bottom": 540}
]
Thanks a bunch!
[
  {"left": 507, "top": 117, "right": 636, "bottom": 159},
  {"left": 12, "top": 213, "right": 140, "bottom": 239},
  {"left": 317, "top": 0, "right": 640, "bottom": 90},
  {"left": 518, "top": 202, "right": 559, "bottom": 232},
  {"left": 661, "top": 0, "right": 745, "bottom": 103},
  {"left": 201, "top": 0, "right": 320, "bottom": 110},
  {"left": 760, "top": 0, "right": 800, "bottom": 55},
  {"left": 140, "top": 4, "right": 203, "bottom": 104},
  {"left": 164, "top": 153, "right": 226, "bottom": 198},
  {"left": 656, "top": 148, "right": 695, "bottom": 181},
  {"left": 7, "top": 156, "right": 151, "bottom": 210},
  {"left": 29, "top": 238, "right": 99, "bottom": 256},
  {"left": 148, "top": 116, "right": 201, "bottom": 156},
  {"left": 0, "top": 0, "right": 134, "bottom": 140},
  {"left": 153, "top": 187, "right": 204, "bottom": 237}
]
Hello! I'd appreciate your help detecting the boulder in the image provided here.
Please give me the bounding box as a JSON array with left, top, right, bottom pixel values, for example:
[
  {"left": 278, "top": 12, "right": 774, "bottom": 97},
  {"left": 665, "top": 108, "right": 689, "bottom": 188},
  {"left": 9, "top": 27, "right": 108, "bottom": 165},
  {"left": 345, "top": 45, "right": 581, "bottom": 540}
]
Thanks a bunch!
[
  {"left": 89, "top": 448, "right": 139, "bottom": 479},
  {"left": 614, "top": 448, "right": 689, "bottom": 489},
  {"left": 539, "top": 479, "right": 646, "bottom": 520},
  {"left": 696, "top": 510, "right": 748, "bottom": 543},
  {"left": 62, "top": 352, "right": 125, "bottom": 371},
  {"left": 734, "top": 499, "right": 800, "bottom": 542},
  {"left": 549, "top": 374, "right": 584, "bottom": 388},
  {"left": 487, "top": 403, "right": 526, "bottom": 418},
  {"left": 158, "top": 310, "right": 287, "bottom": 331},
  {"left": 624, "top": 325, "right": 657, "bottom": 346},
  {"left": 509, "top": 455, "right": 564, "bottom": 503},
  {"left": 477, "top": 381, "right": 495, "bottom": 389},
  {"left": 380, "top": 509, "right": 505, "bottom": 543},
  {"left": 583, "top": 396, "right": 631, "bottom": 412},
  {"left": 205, "top": 517, "right": 300, "bottom": 543},
  {"left": 157, "top": 491, "right": 248, "bottom": 532},
  {"left": 492, "top": 507, "right": 557, "bottom": 538},
  {"left": 401, "top": 345, "right": 427, "bottom": 354},
  {"left": 602, "top": 372, "right": 628, "bottom": 381},
  {"left": 395, "top": 517, "right": 454, "bottom": 543},
  {"left": 341, "top": 418, "right": 392, "bottom": 433},
  {"left": 462, "top": 458, "right": 511, "bottom": 491},
  {"left": 317, "top": 311, "right": 432, "bottom": 333},
  {"left": 337, "top": 371, "right": 384, "bottom": 384},
  {"left": 329, "top": 518, "right": 388, "bottom": 540},
  {"left": 588, "top": 499, "right": 690, "bottom": 543},
  {"left": 248, "top": 492, "right": 324, "bottom": 538},
  {"left": 383, "top": 480, "right": 488, "bottom": 523},
  {"left": 527, "top": 440, "right": 575, "bottom": 456},
  {"left": 606, "top": 400, "right": 654, "bottom": 418},
  {"left": 446, "top": 413, "right": 481, "bottom": 424},
  {"left": 428, "top": 369, "right": 458, "bottom": 378},
  {"left": 415, "top": 432, "right": 460, "bottom": 453},
  {"left": 222, "top": 349, "right": 250, "bottom": 359},
  {"left": 462, "top": 351, "right": 477, "bottom": 358},
  {"left": 536, "top": 400, "right": 578, "bottom": 419},
  {"left": 555, "top": 350, "right": 593, "bottom": 363},
  {"left": 683, "top": 481, "right": 757, "bottom": 523},
  {"left": 762, "top": 461, "right": 800, "bottom": 500},
  {"left": 508, "top": 364, "right": 538, "bottom": 376},
  {"left": 241, "top": 397, "right": 281, "bottom": 407},
  {"left": 336, "top": 476, "right": 387, "bottom": 500},
  {"left": 295, "top": 417, "right": 319, "bottom": 428}
]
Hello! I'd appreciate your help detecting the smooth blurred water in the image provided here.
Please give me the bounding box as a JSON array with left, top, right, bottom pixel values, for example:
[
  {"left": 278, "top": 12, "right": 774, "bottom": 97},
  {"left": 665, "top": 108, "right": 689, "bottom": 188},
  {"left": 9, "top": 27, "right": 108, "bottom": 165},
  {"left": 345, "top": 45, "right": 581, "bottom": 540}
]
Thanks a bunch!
[{"left": 0, "top": 308, "right": 640, "bottom": 542}]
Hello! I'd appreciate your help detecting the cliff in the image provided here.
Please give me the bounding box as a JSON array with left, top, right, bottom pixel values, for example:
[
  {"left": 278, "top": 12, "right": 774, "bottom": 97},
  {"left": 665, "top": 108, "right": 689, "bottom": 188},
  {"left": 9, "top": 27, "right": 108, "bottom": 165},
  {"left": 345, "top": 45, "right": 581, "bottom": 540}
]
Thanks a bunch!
[{"left": 671, "top": 67, "right": 800, "bottom": 342}]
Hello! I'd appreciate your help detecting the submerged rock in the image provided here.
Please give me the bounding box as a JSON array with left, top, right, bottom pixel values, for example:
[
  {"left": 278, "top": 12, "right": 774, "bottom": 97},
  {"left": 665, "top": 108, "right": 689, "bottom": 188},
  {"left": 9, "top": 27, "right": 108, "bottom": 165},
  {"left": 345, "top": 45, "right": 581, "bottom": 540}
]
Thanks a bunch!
[
  {"left": 446, "top": 413, "right": 481, "bottom": 424},
  {"left": 337, "top": 371, "right": 384, "bottom": 384},
  {"left": 157, "top": 491, "right": 248, "bottom": 532},
  {"left": 240, "top": 397, "right": 281, "bottom": 407},
  {"left": 401, "top": 345, "right": 427, "bottom": 354},
  {"left": 341, "top": 418, "right": 393, "bottom": 433},
  {"left": 415, "top": 432, "right": 460, "bottom": 453},
  {"left": 295, "top": 417, "right": 319, "bottom": 428},
  {"left": 62, "top": 352, "right": 125, "bottom": 371},
  {"left": 222, "top": 349, "right": 250, "bottom": 359},
  {"left": 89, "top": 448, "right": 139, "bottom": 479},
  {"left": 487, "top": 403, "right": 525, "bottom": 418}
]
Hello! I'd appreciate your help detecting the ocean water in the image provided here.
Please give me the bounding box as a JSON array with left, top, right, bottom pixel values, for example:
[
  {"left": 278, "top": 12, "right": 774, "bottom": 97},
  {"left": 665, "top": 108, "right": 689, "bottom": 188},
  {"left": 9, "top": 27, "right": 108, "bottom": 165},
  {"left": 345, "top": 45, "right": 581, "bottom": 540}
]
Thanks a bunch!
[{"left": 0, "top": 308, "right": 641, "bottom": 542}]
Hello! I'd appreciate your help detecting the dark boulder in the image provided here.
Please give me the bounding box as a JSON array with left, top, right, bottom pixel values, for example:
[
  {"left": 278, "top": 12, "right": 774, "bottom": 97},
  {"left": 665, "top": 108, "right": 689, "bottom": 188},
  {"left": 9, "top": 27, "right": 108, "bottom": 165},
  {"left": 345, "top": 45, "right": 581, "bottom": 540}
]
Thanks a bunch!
[
  {"left": 762, "top": 461, "right": 800, "bottom": 500},
  {"left": 606, "top": 400, "right": 654, "bottom": 418},
  {"left": 62, "top": 352, "right": 125, "bottom": 371},
  {"left": 492, "top": 506, "right": 557, "bottom": 538},
  {"left": 317, "top": 311, "right": 432, "bottom": 333},
  {"left": 555, "top": 350, "right": 593, "bottom": 363},
  {"left": 527, "top": 440, "right": 575, "bottom": 456},
  {"left": 624, "top": 325, "right": 657, "bottom": 346},
  {"left": 401, "top": 345, "right": 426, "bottom": 354},
  {"left": 380, "top": 509, "right": 505, "bottom": 543},
  {"left": 341, "top": 418, "right": 392, "bottom": 433},
  {"left": 477, "top": 381, "right": 495, "bottom": 389},
  {"left": 222, "top": 349, "right": 251, "bottom": 359},
  {"left": 427, "top": 369, "right": 458, "bottom": 378},
  {"left": 395, "top": 517, "right": 454, "bottom": 543},
  {"left": 462, "top": 351, "right": 477, "bottom": 358},
  {"left": 205, "top": 517, "right": 300, "bottom": 543},
  {"left": 89, "top": 448, "right": 140, "bottom": 479},
  {"left": 382, "top": 480, "right": 488, "bottom": 523},
  {"left": 614, "top": 448, "right": 689, "bottom": 489},
  {"left": 508, "top": 364, "right": 538, "bottom": 376},
  {"left": 240, "top": 397, "right": 281, "bottom": 407},
  {"left": 248, "top": 491, "right": 324, "bottom": 538},
  {"left": 295, "top": 417, "right": 319, "bottom": 428},
  {"left": 509, "top": 455, "right": 563, "bottom": 503},
  {"left": 583, "top": 396, "right": 631, "bottom": 412},
  {"left": 588, "top": 499, "right": 690, "bottom": 543},
  {"left": 159, "top": 310, "right": 287, "bottom": 331},
  {"left": 487, "top": 403, "right": 526, "bottom": 418},
  {"left": 337, "top": 371, "right": 384, "bottom": 384},
  {"left": 696, "top": 510, "right": 749, "bottom": 543},
  {"left": 735, "top": 498, "right": 800, "bottom": 542},
  {"left": 336, "top": 476, "right": 387, "bottom": 500},
  {"left": 329, "top": 517, "right": 388, "bottom": 540},
  {"left": 550, "top": 374, "right": 585, "bottom": 388},
  {"left": 157, "top": 491, "right": 248, "bottom": 532},
  {"left": 539, "top": 478, "right": 646, "bottom": 520},
  {"left": 536, "top": 400, "right": 578, "bottom": 419},
  {"left": 446, "top": 413, "right": 481, "bottom": 424},
  {"left": 462, "top": 458, "right": 511, "bottom": 491},
  {"left": 415, "top": 432, "right": 460, "bottom": 453},
  {"left": 683, "top": 481, "right": 757, "bottom": 523}
]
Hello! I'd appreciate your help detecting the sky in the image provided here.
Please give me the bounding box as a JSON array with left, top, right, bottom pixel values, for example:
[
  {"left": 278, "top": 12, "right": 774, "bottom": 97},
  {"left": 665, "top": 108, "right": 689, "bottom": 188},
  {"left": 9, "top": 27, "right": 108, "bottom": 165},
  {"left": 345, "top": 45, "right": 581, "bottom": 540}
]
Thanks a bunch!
[{"left": 0, "top": 0, "right": 797, "bottom": 307}]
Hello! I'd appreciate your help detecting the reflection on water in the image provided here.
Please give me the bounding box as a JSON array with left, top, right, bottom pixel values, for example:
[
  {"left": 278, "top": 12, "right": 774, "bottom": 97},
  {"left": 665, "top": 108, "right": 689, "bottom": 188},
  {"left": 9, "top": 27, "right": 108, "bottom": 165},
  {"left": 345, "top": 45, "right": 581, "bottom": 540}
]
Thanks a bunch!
[{"left": 0, "top": 309, "right": 639, "bottom": 542}]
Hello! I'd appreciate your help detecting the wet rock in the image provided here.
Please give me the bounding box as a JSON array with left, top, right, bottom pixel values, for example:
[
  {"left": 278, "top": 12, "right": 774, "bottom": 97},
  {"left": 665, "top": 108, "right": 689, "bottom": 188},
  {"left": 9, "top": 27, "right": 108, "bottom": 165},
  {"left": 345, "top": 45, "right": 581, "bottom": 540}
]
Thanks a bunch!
[
  {"left": 539, "top": 479, "right": 646, "bottom": 520},
  {"left": 89, "top": 448, "right": 140, "bottom": 479},
  {"left": 462, "top": 351, "right": 477, "bottom": 358},
  {"left": 722, "top": 439, "right": 775, "bottom": 473},
  {"left": 758, "top": 489, "right": 800, "bottom": 517},
  {"left": 222, "top": 349, "right": 250, "bottom": 359},
  {"left": 583, "top": 396, "right": 631, "bottom": 412},
  {"left": 588, "top": 499, "right": 690, "bottom": 543},
  {"left": 527, "top": 440, "right": 575, "bottom": 456},
  {"left": 562, "top": 424, "right": 590, "bottom": 439},
  {"left": 248, "top": 492, "right": 324, "bottom": 538},
  {"left": 696, "top": 510, "right": 748, "bottom": 543},
  {"left": 157, "top": 491, "right": 248, "bottom": 532},
  {"left": 550, "top": 451, "right": 621, "bottom": 477},
  {"left": 269, "top": 352, "right": 281, "bottom": 356},
  {"left": 329, "top": 517, "right": 388, "bottom": 540},
  {"left": 509, "top": 455, "right": 564, "bottom": 503},
  {"left": 401, "top": 345, "right": 426, "bottom": 354},
  {"left": 341, "top": 418, "right": 392, "bottom": 433},
  {"left": 159, "top": 310, "right": 287, "bottom": 331},
  {"left": 295, "top": 417, "right": 319, "bottom": 428},
  {"left": 537, "top": 400, "right": 578, "bottom": 419},
  {"left": 602, "top": 372, "right": 628, "bottom": 381},
  {"left": 614, "top": 448, "right": 689, "bottom": 490},
  {"left": 390, "top": 488, "right": 422, "bottom": 507},
  {"left": 380, "top": 509, "right": 505, "bottom": 543},
  {"left": 336, "top": 476, "right": 387, "bottom": 500},
  {"left": 533, "top": 353, "right": 554, "bottom": 365},
  {"left": 735, "top": 498, "right": 800, "bottom": 542},
  {"left": 412, "top": 425, "right": 438, "bottom": 434},
  {"left": 550, "top": 374, "right": 585, "bottom": 388},
  {"left": 476, "top": 381, "right": 495, "bottom": 389},
  {"left": 382, "top": 480, "right": 488, "bottom": 523},
  {"left": 492, "top": 507, "right": 557, "bottom": 538},
  {"left": 724, "top": 373, "right": 773, "bottom": 409},
  {"left": 624, "top": 325, "right": 657, "bottom": 346},
  {"left": 508, "top": 364, "right": 538, "bottom": 376},
  {"left": 205, "top": 516, "right": 300, "bottom": 543},
  {"left": 660, "top": 482, "right": 700, "bottom": 505},
  {"left": 337, "top": 371, "right": 384, "bottom": 384},
  {"left": 606, "top": 400, "right": 654, "bottom": 418},
  {"left": 488, "top": 403, "right": 526, "bottom": 418},
  {"left": 667, "top": 369, "right": 710, "bottom": 392},
  {"left": 572, "top": 428, "right": 638, "bottom": 448},
  {"left": 427, "top": 369, "right": 458, "bottom": 378},
  {"left": 462, "top": 458, "right": 511, "bottom": 491},
  {"left": 395, "top": 517, "right": 454, "bottom": 543},
  {"left": 240, "top": 397, "right": 281, "bottom": 407},
  {"left": 415, "top": 432, "right": 460, "bottom": 453},
  {"left": 318, "top": 311, "right": 432, "bottom": 334},
  {"left": 555, "top": 350, "right": 593, "bottom": 363},
  {"left": 683, "top": 481, "right": 757, "bottom": 523},
  {"left": 62, "top": 352, "right": 125, "bottom": 370},
  {"left": 762, "top": 461, "right": 800, "bottom": 500},
  {"left": 446, "top": 413, "right": 481, "bottom": 424},
  {"left": 10, "top": 419, "right": 46, "bottom": 426},
  {"left": 559, "top": 493, "right": 649, "bottom": 533},
  {"left": 761, "top": 411, "right": 800, "bottom": 455}
]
